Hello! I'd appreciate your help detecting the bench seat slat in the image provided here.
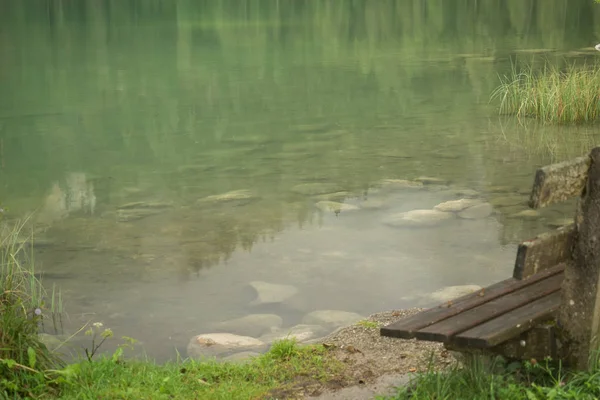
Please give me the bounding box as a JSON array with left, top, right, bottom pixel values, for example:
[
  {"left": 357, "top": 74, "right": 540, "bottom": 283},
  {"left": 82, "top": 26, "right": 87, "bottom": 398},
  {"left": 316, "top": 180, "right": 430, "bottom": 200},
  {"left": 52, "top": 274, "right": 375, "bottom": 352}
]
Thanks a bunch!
[
  {"left": 453, "top": 291, "right": 561, "bottom": 348},
  {"left": 415, "top": 272, "right": 563, "bottom": 342},
  {"left": 380, "top": 264, "right": 565, "bottom": 339}
]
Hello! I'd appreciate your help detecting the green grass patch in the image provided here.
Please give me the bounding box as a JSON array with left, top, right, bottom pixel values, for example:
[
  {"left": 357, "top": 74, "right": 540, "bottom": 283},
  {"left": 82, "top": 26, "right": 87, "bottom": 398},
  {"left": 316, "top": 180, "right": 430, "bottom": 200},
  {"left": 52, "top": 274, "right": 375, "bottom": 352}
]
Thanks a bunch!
[
  {"left": 51, "top": 338, "right": 343, "bottom": 400},
  {"left": 380, "top": 355, "right": 600, "bottom": 400},
  {"left": 491, "top": 61, "right": 600, "bottom": 124}
]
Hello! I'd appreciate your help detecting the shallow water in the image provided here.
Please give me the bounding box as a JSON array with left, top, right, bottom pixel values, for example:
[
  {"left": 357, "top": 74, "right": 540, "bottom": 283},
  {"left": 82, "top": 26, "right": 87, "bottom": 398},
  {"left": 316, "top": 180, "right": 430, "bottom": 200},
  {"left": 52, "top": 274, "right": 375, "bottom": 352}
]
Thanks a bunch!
[{"left": 1, "top": 0, "right": 600, "bottom": 361}]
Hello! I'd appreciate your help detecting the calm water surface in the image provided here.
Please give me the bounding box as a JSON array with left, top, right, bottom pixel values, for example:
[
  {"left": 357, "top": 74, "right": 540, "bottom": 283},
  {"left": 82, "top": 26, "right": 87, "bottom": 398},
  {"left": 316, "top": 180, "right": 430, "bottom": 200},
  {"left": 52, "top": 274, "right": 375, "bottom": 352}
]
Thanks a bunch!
[{"left": 1, "top": 0, "right": 600, "bottom": 360}]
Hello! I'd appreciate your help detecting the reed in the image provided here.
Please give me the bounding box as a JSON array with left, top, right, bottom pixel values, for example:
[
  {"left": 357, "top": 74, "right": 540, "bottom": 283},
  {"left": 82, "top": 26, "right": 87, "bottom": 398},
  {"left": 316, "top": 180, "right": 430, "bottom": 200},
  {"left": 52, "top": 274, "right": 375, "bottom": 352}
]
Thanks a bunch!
[{"left": 491, "top": 61, "right": 600, "bottom": 124}]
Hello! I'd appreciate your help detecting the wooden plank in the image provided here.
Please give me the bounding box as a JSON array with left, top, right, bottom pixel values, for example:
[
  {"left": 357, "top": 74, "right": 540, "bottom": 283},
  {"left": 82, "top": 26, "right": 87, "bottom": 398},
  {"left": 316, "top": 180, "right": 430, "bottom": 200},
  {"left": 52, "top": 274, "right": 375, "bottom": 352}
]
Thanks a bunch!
[
  {"left": 415, "top": 273, "right": 563, "bottom": 343},
  {"left": 528, "top": 154, "right": 589, "bottom": 209},
  {"left": 513, "top": 224, "right": 575, "bottom": 280},
  {"left": 453, "top": 292, "right": 560, "bottom": 348},
  {"left": 447, "top": 322, "right": 559, "bottom": 360},
  {"left": 380, "top": 264, "right": 565, "bottom": 339}
]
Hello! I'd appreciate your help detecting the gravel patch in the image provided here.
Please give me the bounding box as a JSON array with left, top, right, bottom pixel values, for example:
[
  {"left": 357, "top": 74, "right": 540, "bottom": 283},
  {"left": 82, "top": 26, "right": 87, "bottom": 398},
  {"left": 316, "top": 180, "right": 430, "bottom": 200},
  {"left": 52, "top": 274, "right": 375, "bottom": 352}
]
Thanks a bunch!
[{"left": 269, "top": 308, "right": 458, "bottom": 399}]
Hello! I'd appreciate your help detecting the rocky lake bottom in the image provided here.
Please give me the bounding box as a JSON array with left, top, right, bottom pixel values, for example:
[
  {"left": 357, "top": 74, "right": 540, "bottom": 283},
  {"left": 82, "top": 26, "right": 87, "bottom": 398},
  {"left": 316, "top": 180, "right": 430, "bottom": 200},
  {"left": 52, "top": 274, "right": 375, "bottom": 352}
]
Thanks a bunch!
[{"left": 7, "top": 173, "right": 575, "bottom": 362}]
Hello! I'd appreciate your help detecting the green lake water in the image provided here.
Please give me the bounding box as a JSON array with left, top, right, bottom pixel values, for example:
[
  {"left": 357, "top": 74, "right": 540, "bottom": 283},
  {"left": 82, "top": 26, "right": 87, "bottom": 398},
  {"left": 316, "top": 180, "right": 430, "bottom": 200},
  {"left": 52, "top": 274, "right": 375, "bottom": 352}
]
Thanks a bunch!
[{"left": 1, "top": 0, "right": 600, "bottom": 361}]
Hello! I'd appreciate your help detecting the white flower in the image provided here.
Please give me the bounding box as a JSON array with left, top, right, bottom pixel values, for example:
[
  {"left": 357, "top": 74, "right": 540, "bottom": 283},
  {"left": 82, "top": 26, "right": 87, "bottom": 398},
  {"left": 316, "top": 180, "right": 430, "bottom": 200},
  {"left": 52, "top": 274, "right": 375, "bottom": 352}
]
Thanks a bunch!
[{"left": 92, "top": 322, "right": 104, "bottom": 328}]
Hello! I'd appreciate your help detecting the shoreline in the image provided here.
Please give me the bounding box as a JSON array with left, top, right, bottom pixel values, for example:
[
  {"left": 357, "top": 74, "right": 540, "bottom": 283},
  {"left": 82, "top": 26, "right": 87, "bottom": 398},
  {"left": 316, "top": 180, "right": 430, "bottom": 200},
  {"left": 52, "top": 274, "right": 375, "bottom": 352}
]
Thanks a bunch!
[{"left": 272, "top": 308, "right": 458, "bottom": 399}]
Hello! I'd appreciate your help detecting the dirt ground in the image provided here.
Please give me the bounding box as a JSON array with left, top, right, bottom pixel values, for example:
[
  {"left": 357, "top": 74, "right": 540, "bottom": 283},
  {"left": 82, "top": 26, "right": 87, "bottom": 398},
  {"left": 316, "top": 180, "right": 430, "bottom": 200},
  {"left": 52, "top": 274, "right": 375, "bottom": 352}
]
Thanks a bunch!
[{"left": 266, "top": 308, "right": 458, "bottom": 399}]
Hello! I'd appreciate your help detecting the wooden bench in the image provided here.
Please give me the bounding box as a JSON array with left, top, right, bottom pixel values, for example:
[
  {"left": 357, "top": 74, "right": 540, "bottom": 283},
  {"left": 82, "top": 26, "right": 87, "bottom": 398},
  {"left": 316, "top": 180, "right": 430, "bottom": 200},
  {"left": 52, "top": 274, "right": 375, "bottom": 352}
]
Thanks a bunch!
[{"left": 381, "top": 147, "right": 600, "bottom": 369}]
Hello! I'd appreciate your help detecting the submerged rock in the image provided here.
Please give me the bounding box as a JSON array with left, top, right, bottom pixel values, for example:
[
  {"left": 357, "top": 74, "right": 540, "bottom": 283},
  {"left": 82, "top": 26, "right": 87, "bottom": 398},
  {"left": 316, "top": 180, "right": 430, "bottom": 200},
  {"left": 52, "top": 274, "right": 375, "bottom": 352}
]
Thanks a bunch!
[
  {"left": 457, "top": 203, "right": 494, "bottom": 219},
  {"left": 212, "top": 314, "right": 283, "bottom": 338},
  {"left": 291, "top": 183, "right": 344, "bottom": 196},
  {"left": 375, "top": 179, "right": 424, "bottom": 191},
  {"left": 383, "top": 209, "right": 454, "bottom": 228},
  {"left": 290, "top": 123, "right": 332, "bottom": 134},
  {"left": 508, "top": 209, "right": 540, "bottom": 220},
  {"left": 312, "top": 191, "right": 352, "bottom": 202},
  {"left": 260, "top": 324, "right": 326, "bottom": 345},
  {"left": 116, "top": 208, "right": 164, "bottom": 222},
  {"left": 118, "top": 201, "right": 173, "bottom": 210},
  {"left": 424, "top": 184, "right": 450, "bottom": 192},
  {"left": 415, "top": 176, "right": 449, "bottom": 186},
  {"left": 248, "top": 281, "right": 299, "bottom": 306},
  {"left": 428, "top": 285, "right": 482, "bottom": 303},
  {"left": 547, "top": 217, "right": 574, "bottom": 229},
  {"left": 197, "top": 189, "right": 258, "bottom": 206},
  {"left": 451, "top": 188, "right": 480, "bottom": 198},
  {"left": 302, "top": 310, "right": 364, "bottom": 330},
  {"left": 187, "top": 333, "right": 266, "bottom": 359},
  {"left": 359, "top": 198, "right": 390, "bottom": 210},
  {"left": 378, "top": 150, "right": 413, "bottom": 159},
  {"left": 176, "top": 164, "right": 215, "bottom": 174},
  {"left": 434, "top": 199, "right": 482, "bottom": 213},
  {"left": 487, "top": 186, "right": 516, "bottom": 194},
  {"left": 315, "top": 201, "right": 360, "bottom": 214}
]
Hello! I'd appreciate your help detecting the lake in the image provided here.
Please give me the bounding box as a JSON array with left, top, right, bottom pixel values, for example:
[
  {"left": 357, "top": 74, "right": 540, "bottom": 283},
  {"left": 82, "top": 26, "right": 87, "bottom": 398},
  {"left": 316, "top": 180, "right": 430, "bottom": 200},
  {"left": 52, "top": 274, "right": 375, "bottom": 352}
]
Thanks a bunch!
[{"left": 1, "top": 0, "right": 599, "bottom": 361}]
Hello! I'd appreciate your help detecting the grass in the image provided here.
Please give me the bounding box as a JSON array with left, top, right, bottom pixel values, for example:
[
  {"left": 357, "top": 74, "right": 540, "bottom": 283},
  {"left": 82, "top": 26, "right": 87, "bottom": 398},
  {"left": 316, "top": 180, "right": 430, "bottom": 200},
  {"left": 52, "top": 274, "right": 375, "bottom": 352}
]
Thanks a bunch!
[
  {"left": 491, "top": 60, "right": 600, "bottom": 124},
  {"left": 52, "top": 338, "right": 343, "bottom": 400},
  {"left": 0, "top": 218, "right": 64, "bottom": 398},
  {"left": 380, "top": 354, "right": 600, "bottom": 400}
]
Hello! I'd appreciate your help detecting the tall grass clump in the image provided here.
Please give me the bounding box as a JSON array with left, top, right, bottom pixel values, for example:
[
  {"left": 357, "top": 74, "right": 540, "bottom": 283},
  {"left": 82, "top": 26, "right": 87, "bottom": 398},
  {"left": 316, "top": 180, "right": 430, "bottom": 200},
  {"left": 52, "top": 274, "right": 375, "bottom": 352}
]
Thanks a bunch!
[
  {"left": 0, "top": 217, "right": 63, "bottom": 397},
  {"left": 491, "top": 60, "right": 600, "bottom": 124}
]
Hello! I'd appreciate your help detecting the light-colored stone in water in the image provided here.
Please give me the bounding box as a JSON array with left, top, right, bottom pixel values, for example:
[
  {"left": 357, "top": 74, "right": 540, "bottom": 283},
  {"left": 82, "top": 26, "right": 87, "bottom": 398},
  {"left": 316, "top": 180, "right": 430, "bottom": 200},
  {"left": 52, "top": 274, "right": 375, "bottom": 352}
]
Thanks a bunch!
[
  {"left": 249, "top": 281, "right": 299, "bottom": 306},
  {"left": 116, "top": 208, "right": 163, "bottom": 222},
  {"left": 187, "top": 333, "right": 266, "bottom": 359},
  {"left": 457, "top": 203, "right": 494, "bottom": 219},
  {"left": 302, "top": 310, "right": 364, "bottom": 330},
  {"left": 416, "top": 176, "right": 449, "bottom": 185},
  {"left": 376, "top": 179, "right": 424, "bottom": 190},
  {"left": 383, "top": 209, "right": 454, "bottom": 228},
  {"left": 212, "top": 314, "right": 283, "bottom": 338},
  {"left": 428, "top": 285, "right": 482, "bottom": 303},
  {"left": 509, "top": 209, "right": 541, "bottom": 220},
  {"left": 434, "top": 199, "right": 482, "bottom": 213},
  {"left": 220, "top": 351, "right": 260, "bottom": 363},
  {"left": 315, "top": 201, "right": 360, "bottom": 214},
  {"left": 198, "top": 189, "right": 258, "bottom": 205},
  {"left": 313, "top": 191, "right": 352, "bottom": 202},
  {"left": 291, "top": 183, "right": 344, "bottom": 196},
  {"left": 260, "top": 324, "right": 326, "bottom": 345}
]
